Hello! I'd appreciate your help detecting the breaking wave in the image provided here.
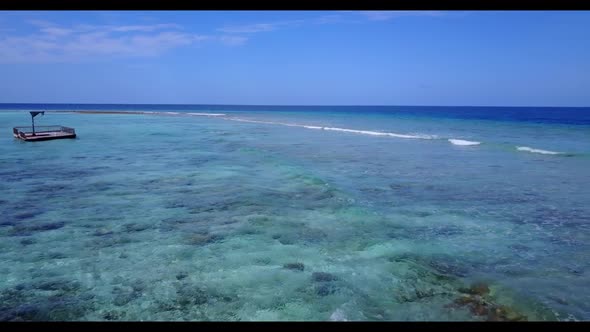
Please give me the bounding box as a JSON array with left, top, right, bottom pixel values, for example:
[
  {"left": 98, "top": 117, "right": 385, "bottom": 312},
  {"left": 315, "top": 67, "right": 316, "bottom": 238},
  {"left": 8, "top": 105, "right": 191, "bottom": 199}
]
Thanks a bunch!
[
  {"left": 62, "top": 111, "right": 578, "bottom": 157},
  {"left": 448, "top": 139, "right": 481, "bottom": 146},
  {"left": 224, "top": 117, "right": 436, "bottom": 139},
  {"left": 516, "top": 146, "right": 562, "bottom": 155}
]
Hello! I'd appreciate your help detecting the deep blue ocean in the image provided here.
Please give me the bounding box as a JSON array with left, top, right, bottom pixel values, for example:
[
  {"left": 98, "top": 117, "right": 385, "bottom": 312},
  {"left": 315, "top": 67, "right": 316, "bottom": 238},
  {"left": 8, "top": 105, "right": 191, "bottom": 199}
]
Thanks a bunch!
[
  {"left": 1, "top": 103, "right": 589, "bottom": 321},
  {"left": 2, "top": 103, "right": 590, "bottom": 125}
]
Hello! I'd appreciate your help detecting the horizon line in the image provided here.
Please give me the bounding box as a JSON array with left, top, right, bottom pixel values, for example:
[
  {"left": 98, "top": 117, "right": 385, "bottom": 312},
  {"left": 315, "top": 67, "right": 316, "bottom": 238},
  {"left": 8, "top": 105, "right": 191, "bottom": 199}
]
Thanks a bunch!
[{"left": 0, "top": 102, "right": 589, "bottom": 109}]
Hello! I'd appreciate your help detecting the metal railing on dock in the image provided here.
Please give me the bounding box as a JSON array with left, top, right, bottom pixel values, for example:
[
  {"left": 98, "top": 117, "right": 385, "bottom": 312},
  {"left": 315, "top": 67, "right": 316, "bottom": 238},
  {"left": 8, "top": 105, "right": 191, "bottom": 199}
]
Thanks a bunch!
[{"left": 13, "top": 126, "right": 76, "bottom": 136}]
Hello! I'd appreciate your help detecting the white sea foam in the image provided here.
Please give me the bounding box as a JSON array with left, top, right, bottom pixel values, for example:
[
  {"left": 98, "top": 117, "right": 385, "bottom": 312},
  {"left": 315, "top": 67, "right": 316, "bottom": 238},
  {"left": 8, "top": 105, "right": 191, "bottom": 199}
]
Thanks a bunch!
[
  {"left": 448, "top": 139, "right": 481, "bottom": 146},
  {"left": 227, "top": 117, "right": 301, "bottom": 128},
  {"left": 138, "top": 111, "right": 225, "bottom": 116},
  {"left": 223, "top": 117, "right": 435, "bottom": 139},
  {"left": 186, "top": 112, "right": 226, "bottom": 116},
  {"left": 226, "top": 117, "right": 270, "bottom": 124},
  {"left": 329, "top": 309, "right": 348, "bottom": 321},
  {"left": 322, "top": 127, "right": 435, "bottom": 139},
  {"left": 516, "top": 146, "right": 562, "bottom": 155}
]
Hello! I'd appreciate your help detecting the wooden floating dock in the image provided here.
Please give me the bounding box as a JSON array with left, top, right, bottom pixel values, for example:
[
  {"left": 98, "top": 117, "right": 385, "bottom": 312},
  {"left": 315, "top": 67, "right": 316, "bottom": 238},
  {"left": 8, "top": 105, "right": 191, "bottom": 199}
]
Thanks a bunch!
[
  {"left": 12, "top": 111, "right": 76, "bottom": 142},
  {"left": 13, "top": 126, "right": 76, "bottom": 141}
]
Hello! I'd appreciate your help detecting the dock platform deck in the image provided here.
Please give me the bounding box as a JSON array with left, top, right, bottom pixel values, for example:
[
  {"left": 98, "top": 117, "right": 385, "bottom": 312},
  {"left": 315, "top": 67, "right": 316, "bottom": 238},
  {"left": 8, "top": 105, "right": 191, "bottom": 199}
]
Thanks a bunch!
[{"left": 13, "top": 126, "right": 76, "bottom": 141}]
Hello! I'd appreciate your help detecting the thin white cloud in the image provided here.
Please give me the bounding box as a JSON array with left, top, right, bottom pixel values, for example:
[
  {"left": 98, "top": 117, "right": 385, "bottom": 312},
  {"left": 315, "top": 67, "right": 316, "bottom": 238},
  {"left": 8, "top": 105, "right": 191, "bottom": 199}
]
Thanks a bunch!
[
  {"left": 313, "top": 14, "right": 344, "bottom": 24},
  {"left": 40, "top": 27, "right": 73, "bottom": 38},
  {"left": 0, "top": 21, "right": 228, "bottom": 63},
  {"left": 359, "top": 11, "right": 446, "bottom": 21},
  {"left": 217, "top": 20, "right": 305, "bottom": 34},
  {"left": 219, "top": 35, "right": 248, "bottom": 46},
  {"left": 24, "top": 19, "right": 55, "bottom": 28},
  {"left": 108, "top": 23, "right": 182, "bottom": 33},
  {"left": 216, "top": 11, "right": 446, "bottom": 36},
  {"left": 0, "top": 12, "right": 456, "bottom": 63},
  {"left": 218, "top": 23, "right": 276, "bottom": 34}
]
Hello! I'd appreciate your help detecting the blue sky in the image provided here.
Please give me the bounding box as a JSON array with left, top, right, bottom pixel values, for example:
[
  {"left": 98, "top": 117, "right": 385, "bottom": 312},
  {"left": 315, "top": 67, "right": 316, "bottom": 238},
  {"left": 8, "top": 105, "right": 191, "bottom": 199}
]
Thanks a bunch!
[{"left": 0, "top": 10, "right": 589, "bottom": 106}]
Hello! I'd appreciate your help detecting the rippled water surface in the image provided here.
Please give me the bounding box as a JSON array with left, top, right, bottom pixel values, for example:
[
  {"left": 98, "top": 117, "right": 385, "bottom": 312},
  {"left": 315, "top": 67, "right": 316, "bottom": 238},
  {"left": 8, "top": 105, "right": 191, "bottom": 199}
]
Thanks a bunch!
[{"left": 1, "top": 107, "right": 589, "bottom": 321}]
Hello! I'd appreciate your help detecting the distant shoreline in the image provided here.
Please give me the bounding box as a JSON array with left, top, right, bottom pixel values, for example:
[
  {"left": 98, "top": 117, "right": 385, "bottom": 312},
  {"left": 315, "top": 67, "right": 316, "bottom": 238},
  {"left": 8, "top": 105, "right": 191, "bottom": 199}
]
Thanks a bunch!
[
  {"left": 30, "top": 110, "right": 216, "bottom": 115},
  {"left": 64, "top": 110, "right": 149, "bottom": 115},
  {"left": 61, "top": 110, "right": 228, "bottom": 117}
]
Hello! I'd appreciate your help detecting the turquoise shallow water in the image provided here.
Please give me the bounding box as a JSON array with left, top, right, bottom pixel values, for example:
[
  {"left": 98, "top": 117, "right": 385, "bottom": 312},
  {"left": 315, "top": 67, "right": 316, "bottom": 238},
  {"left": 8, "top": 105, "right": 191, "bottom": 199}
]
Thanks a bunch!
[{"left": 1, "top": 109, "right": 589, "bottom": 321}]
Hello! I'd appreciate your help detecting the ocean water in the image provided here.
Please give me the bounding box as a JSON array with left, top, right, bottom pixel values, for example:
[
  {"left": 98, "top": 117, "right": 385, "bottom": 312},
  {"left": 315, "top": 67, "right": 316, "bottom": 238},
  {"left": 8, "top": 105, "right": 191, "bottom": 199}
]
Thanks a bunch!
[{"left": 0, "top": 104, "right": 589, "bottom": 321}]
